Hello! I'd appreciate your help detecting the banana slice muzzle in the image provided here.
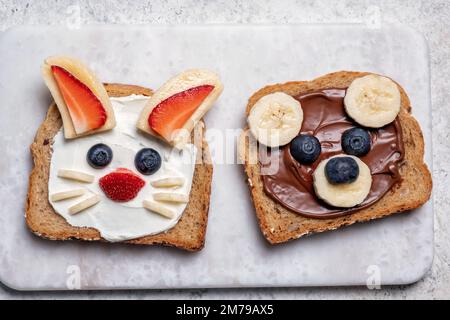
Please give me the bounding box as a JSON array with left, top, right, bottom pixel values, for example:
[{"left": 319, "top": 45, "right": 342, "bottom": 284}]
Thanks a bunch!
[{"left": 313, "top": 155, "right": 372, "bottom": 208}]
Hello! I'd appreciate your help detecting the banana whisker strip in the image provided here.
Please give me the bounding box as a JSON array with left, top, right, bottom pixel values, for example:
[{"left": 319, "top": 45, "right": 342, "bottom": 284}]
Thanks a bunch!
[
  {"left": 57, "top": 169, "right": 95, "bottom": 183},
  {"left": 151, "top": 177, "right": 185, "bottom": 188},
  {"left": 69, "top": 194, "right": 101, "bottom": 215},
  {"left": 50, "top": 189, "right": 86, "bottom": 202},
  {"left": 152, "top": 192, "right": 189, "bottom": 203},
  {"left": 143, "top": 200, "right": 175, "bottom": 219}
]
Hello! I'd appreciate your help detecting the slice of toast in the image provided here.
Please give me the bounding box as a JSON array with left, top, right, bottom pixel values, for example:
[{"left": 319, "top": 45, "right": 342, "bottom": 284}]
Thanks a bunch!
[
  {"left": 26, "top": 83, "right": 213, "bottom": 251},
  {"left": 240, "top": 71, "right": 432, "bottom": 244}
]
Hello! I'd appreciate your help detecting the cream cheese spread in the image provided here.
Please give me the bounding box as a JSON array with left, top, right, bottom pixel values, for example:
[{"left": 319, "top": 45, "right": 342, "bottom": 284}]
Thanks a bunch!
[{"left": 48, "top": 95, "right": 197, "bottom": 242}]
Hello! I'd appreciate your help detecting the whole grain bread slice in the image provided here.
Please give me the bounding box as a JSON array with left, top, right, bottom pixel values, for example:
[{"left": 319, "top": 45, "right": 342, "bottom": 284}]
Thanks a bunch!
[
  {"left": 240, "top": 71, "right": 432, "bottom": 244},
  {"left": 26, "top": 83, "right": 213, "bottom": 251}
]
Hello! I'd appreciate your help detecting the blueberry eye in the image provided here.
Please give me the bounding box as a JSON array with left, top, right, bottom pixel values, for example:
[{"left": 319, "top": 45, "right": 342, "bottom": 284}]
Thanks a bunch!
[
  {"left": 135, "top": 148, "right": 161, "bottom": 175},
  {"left": 290, "top": 134, "right": 321, "bottom": 164},
  {"left": 87, "top": 143, "right": 113, "bottom": 168},
  {"left": 341, "top": 128, "right": 371, "bottom": 157}
]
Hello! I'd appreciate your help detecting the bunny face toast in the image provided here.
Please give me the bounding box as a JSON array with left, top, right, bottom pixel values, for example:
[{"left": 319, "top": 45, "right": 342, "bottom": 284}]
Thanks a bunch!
[{"left": 27, "top": 57, "right": 220, "bottom": 251}]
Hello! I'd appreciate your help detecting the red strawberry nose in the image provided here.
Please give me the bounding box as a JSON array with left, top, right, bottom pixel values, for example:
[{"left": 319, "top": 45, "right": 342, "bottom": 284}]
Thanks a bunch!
[{"left": 99, "top": 168, "right": 145, "bottom": 202}]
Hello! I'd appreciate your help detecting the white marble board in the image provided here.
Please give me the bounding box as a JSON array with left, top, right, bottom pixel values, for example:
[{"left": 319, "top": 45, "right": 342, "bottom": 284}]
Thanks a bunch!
[{"left": 0, "top": 25, "right": 433, "bottom": 290}]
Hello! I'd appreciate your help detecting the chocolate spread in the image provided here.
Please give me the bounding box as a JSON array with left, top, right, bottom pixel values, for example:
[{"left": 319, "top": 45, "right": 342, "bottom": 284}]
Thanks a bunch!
[{"left": 259, "top": 88, "right": 405, "bottom": 219}]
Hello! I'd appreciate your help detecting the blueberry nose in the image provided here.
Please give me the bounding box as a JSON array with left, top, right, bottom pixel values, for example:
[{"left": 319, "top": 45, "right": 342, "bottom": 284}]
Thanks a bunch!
[{"left": 325, "top": 156, "right": 359, "bottom": 184}]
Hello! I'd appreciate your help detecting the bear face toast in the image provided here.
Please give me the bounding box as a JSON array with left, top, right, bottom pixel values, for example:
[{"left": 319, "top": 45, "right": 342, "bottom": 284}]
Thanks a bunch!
[
  {"left": 255, "top": 85, "right": 404, "bottom": 218},
  {"left": 240, "top": 71, "right": 432, "bottom": 244}
]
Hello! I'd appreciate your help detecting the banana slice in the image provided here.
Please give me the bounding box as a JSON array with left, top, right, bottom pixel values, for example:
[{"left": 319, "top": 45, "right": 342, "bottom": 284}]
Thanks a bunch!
[
  {"left": 313, "top": 155, "right": 372, "bottom": 208},
  {"left": 153, "top": 192, "right": 189, "bottom": 203},
  {"left": 143, "top": 200, "right": 175, "bottom": 219},
  {"left": 344, "top": 74, "right": 401, "bottom": 128},
  {"left": 58, "top": 169, "right": 95, "bottom": 183},
  {"left": 69, "top": 194, "right": 101, "bottom": 215},
  {"left": 50, "top": 189, "right": 85, "bottom": 202},
  {"left": 151, "top": 177, "right": 185, "bottom": 188},
  {"left": 247, "top": 92, "right": 303, "bottom": 147},
  {"left": 42, "top": 55, "right": 116, "bottom": 139}
]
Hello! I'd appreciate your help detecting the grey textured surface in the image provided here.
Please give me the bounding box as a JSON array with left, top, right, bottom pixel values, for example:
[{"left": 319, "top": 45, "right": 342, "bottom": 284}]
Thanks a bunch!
[
  {"left": 0, "top": 0, "right": 448, "bottom": 299},
  {"left": 0, "top": 25, "right": 434, "bottom": 290}
]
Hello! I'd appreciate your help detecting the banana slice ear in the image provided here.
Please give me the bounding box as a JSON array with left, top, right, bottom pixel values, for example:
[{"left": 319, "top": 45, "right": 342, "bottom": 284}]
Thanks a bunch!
[
  {"left": 344, "top": 74, "right": 401, "bottom": 128},
  {"left": 136, "top": 69, "right": 223, "bottom": 148},
  {"left": 247, "top": 92, "right": 303, "bottom": 148},
  {"left": 42, "top": 56, "right": 116, "bottom": 139}
]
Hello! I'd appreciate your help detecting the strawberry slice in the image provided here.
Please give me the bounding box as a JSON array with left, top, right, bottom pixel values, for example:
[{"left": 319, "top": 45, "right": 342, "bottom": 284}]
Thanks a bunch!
[
  {"left": 149, "top": 85, "right": 214, "bottom": 141},
  {"left": 51, "top": 66, "right": 107, "bottom": 134},
  {"left": 99, "top": 168, "right": 145, "bottom": 202}
]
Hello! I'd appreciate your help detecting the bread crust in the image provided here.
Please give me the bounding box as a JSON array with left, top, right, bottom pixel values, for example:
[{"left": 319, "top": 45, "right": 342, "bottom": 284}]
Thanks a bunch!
[
  {"left": 241, "top": 71, "right": 432, "bottom": 244},
  {"left": 26, "top": 83, "right": 213, "bottom": 251}
]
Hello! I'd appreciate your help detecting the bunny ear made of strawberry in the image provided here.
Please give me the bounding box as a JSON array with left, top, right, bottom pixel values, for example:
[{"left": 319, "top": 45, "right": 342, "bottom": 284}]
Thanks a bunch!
[
  {"left": 136, "top": 69, "right": 223, "bottom": 149},
  {"left": 41, "top": 55, "right": 116, "bottom": 139}
]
